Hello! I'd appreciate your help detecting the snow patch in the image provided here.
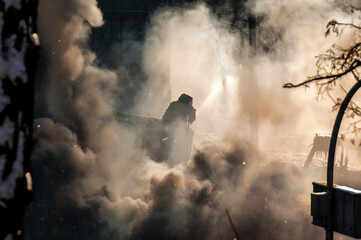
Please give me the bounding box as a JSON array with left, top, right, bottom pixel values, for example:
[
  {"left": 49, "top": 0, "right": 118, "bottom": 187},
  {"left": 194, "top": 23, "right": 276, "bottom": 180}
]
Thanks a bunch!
[
  {"left": 1, "top": 35, "right": 27, "bottom": 82},
  {"left": 0, "top": 130, "right": 25, "bottom": 200},
  {"left": 0, "top": 21, "right": 28, "bottom": 83},
  {"left": 0, "top": 81, "right": 10, "bottom": 112},
  {"left": 0, "top": 117, "right": 15, "bottom": 148}
]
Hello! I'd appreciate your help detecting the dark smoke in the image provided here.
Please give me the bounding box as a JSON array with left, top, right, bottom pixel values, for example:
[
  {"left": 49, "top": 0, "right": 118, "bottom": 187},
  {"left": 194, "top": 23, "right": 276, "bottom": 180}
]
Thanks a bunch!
[{"left": 120, "top": 141, "right": 323, "bottom": 240}]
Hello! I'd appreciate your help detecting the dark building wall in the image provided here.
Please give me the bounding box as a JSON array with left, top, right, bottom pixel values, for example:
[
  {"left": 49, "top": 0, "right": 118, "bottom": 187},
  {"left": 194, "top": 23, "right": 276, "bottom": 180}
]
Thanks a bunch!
[
  {"left": 89, "top": 0, "right": 249, "bottom": 113},
  {"left": 91, "top": 0, "right": 197, "bottom": 62},
  {"left": 90, "top": 0, "right": 197, "bottom": 112},
  {"left": 91, "top": 0, "right": 246, "bottom": 67}
]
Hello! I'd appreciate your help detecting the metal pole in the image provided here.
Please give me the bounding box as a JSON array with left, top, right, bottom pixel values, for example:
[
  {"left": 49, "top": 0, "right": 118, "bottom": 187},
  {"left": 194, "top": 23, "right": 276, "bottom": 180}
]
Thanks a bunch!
[{"left": 326, "top": 79, "right": 361, "bottom": 240}]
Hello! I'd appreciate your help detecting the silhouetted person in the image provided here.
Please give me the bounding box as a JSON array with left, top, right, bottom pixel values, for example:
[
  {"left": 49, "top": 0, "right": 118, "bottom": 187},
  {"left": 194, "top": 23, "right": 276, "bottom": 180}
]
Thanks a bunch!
[
  {"left": 162, "top": 94, "right": 196, "bottom": 126},
  {"left": 161, "top": 94, "right": 196, "bottom": 166}
]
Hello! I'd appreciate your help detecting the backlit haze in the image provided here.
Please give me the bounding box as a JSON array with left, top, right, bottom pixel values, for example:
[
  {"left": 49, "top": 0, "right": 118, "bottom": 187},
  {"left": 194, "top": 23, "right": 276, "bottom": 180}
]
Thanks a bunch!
[{"left": 25, "top": 1, "right": 361, "bottom": 239}]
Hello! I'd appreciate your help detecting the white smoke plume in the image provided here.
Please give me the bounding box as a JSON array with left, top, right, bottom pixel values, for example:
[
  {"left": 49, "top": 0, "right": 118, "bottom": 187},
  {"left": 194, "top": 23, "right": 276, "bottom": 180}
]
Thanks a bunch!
[{"left": 25, "top": 1, "right": 361, "bottom": 240}]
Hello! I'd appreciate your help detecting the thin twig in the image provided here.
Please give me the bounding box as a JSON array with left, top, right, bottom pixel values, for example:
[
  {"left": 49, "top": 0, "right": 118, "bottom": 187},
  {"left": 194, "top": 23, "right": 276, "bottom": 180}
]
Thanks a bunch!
[
  {"left": 283, "top": 61, "right": 360, "bottom": 88},
  {"left": 335, "top": 22, "right": 361, "bottom": 31}
]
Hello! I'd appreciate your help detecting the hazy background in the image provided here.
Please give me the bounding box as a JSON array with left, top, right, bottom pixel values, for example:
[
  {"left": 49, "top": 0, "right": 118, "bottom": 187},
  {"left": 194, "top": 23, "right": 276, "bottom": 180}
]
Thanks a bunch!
[{"left": 24, "top": 0, "right": 361, "bottom": 239}]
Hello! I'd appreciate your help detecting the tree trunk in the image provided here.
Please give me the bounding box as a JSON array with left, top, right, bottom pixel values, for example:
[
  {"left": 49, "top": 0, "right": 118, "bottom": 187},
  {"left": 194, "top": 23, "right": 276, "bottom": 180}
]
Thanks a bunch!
[{"left": 0, "top": 0, "right": 38, "bottom": 239}]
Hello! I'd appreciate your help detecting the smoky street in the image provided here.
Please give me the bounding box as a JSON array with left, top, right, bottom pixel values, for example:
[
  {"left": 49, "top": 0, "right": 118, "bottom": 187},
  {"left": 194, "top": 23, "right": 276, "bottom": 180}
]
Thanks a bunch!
[{"left": 2, "top": 0, "right": 361, "bottom": 240}]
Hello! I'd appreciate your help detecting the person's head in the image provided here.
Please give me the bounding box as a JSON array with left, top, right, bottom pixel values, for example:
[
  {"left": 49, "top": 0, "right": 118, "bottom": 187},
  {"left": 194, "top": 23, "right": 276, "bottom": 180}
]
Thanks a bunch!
[{"left": 178, "top": 93, "right": 193, "bottom": 106}]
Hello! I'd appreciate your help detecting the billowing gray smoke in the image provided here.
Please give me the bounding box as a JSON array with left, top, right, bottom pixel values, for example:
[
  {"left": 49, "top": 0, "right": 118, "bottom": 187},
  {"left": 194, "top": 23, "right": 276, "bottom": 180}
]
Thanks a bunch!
[{"left": 25, "top": 0, "right": 361, "bottom": 240}]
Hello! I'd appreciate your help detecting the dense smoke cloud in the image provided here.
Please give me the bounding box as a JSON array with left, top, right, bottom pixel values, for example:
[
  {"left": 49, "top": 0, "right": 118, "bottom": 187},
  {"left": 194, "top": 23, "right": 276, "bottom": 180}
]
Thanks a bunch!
[{"left": 25, "top": 0, "right": 361, "bottom": 240}]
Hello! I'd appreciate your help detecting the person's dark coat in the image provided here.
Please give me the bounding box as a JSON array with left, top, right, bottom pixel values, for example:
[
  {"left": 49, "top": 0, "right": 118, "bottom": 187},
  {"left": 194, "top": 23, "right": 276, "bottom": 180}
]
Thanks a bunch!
[{"left": 162, "top": 94, "right": 196, "bottom": 125}]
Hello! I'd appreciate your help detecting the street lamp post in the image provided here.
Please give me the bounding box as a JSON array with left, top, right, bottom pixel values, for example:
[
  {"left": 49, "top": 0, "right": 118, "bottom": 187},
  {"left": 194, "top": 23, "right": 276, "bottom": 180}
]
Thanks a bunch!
[{"left": 311, "top": 79, "right": 361, "bottom": 240}]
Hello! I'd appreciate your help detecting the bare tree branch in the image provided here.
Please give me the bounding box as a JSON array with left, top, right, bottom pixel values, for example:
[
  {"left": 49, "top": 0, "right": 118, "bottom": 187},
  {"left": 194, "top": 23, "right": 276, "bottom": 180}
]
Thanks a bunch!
[
  {"left": 283, "top": 61, "right": 360, "bottom": 88},
  {"left": 284, "top": 17, "right": 361, "bottom": 137}
]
